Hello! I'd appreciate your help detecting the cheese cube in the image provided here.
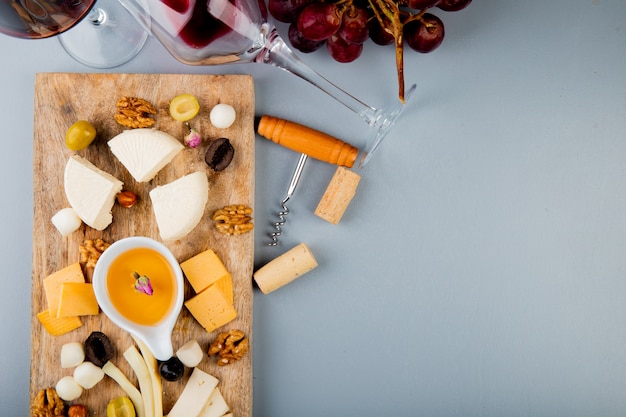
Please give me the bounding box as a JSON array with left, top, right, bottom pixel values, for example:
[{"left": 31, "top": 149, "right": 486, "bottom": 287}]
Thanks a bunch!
[
  {"left": 185, "top": 285, "right": 237, "bottom": 333},
  {"left": 57, "top": 282, "right": 99, "bottom": 318},
  {"left": 43, "top": 263, "right": 85, "bottom": 316},
  {"left": 180, "top": 249, "right": 230, "bottom": 293},
  {"left": 37, "top": 310, "right": 82, "bottom": 336}
]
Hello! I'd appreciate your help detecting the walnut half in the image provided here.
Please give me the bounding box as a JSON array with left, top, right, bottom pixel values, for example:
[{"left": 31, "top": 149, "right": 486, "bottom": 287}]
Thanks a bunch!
[
  {"left": 212, "top": 205, "right": 254, "bottom": 236},
  {"left": 31, "top": 388, "right": 65, "bottom": 417},
  {"left": 114, "top": 96, "right": 156, "bottom": 128},
  {"left": 79, "top": 238, "right": 111, "bottom": 269},
  {"left": 208, "top": 329, "right": 249, "bottom": 366}
]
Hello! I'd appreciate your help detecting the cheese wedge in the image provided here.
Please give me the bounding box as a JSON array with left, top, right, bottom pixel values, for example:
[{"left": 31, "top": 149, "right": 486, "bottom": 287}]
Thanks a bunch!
[
  {"left": 64, "top": 155, "right": 123, "bottom": 231},
  {"left": 108, "top": 128, "right": 184, "bottom": 182},
  {"left": 150, "top": 171, "right": 209, "bottom": 241}
]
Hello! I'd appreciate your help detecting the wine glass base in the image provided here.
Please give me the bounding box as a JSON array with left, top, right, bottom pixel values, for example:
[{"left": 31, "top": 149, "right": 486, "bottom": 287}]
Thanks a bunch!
[
  {"left": 58, "top": 2, "right": 148, "bottom": 68},
  {"left": 359, "top": 83, "right": 417, "bottom": 168}
]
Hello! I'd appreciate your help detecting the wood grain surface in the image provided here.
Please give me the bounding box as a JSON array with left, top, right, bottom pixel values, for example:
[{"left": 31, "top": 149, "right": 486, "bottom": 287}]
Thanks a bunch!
[{"left": 30, "top": 73, "right": 255, "bottom": 416}]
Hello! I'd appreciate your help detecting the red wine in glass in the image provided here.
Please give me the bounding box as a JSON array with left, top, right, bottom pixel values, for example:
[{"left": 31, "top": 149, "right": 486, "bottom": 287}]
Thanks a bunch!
[{"left": 0, "top": 0, "right": 95, "bottom": 39}]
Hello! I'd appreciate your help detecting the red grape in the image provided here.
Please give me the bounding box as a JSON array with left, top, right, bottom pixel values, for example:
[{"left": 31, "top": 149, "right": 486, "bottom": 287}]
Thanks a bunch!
[
  {"left": 407, "top": 0, "right": 440, "bottom": 9},
  {"left": 327, "top": 33, "right": 363, "bottom": 63},
  {"left": 367, "top": 18, "right": 395, "bottom": 46},
  {"left": 337, "top": 5, "right": 369, "bottom": 44},
  {"left": 404, "top": 13, "right": 445, "bottom": 53},
  {"left": 437, "top": 0, "right": 472, "bottom": 12},
  {"left": 288, "top": 22, "right": 325, "bottom": 53},
  {"left": 268, "top": 0, "right": 314, "bottom": 23},
  {"left": 264, "top": 0, "right": 472, "bottom": 101},
  {"left": 297, "top": 3, "right": 343, "bottom": 41}
]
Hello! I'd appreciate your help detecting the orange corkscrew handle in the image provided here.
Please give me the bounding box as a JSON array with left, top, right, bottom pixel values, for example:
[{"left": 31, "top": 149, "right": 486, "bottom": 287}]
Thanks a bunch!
[{"left": 256, "top": 115, "right": 358, "bottom": 168}]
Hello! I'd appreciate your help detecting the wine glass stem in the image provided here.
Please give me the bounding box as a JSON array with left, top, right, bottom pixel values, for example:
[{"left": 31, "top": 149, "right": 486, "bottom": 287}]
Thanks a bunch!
[
  {"left": 88, "top": 8, "right": 107, "bottom": 26},
  {"left": 260, "top": 29, "right": 385, "bottom": 128}
]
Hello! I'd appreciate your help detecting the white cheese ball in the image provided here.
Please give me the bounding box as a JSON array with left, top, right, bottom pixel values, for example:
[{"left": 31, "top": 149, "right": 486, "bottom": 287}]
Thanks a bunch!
[
  {"left": 55, "top": 376, "right": 83, "bottom": 401},
  {"left": 209, "top": 103, "right": 236, "bottom": 129},
  {"left": 51, "top": 207, "right": 82, "bottom": 237},
  {"left": 176, "top": 340, "right": 204, "bottom": 368},
  {"left": 60, "top": 342, "right": 85, "bottom": 368},
  {"left": 73, "top": 361, "right": 105, "bottom": 389}
]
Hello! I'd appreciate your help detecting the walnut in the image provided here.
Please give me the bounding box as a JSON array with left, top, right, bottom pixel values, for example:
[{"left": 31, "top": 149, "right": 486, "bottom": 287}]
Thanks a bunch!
[
  {"left": 31, "top": 388, "right": 65, "bottom": 417},
  {"left": 79, "top": 238, "right": 111, "bottom": 269},
  {"left": 114, "top": 96, "right": 156, "bottom": 128},
  {"left": 209, "top": 329, "right": 249, "bottom": 366},
  {"left": 213, "top": 205, "right": 254, "bottom": 235}
]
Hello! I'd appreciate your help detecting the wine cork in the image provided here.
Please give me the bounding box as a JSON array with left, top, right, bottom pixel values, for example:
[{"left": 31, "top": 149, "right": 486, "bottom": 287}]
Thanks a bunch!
[
  {"left": 315, "top": 166, "right": 361, "bottom": 224},
  {"left": 253, "top": 243, "right": 318, "bottom": 294}
]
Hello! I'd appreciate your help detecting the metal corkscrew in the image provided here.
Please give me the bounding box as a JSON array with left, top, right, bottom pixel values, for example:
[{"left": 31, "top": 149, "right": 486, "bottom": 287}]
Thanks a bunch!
[{"left": 268, "top": 153, "right": 308, "bottom": 246}]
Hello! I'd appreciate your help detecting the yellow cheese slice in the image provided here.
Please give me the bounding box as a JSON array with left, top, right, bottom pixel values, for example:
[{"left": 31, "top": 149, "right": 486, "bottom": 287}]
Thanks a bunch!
[
  {"left": 57, "top": 282, "right": 99, "bottom": 318},
  {"left": 180, "top": 249, "right": 230, "bottom": 293},
  {"left": 37, "top": 310, "right": 82, "bottom": 336},
  {"left": 184, "top": 285, "right": 237, "bottom": 333},
  {"left": 42, "top": 262, "right": 85, "bottom": 316}
]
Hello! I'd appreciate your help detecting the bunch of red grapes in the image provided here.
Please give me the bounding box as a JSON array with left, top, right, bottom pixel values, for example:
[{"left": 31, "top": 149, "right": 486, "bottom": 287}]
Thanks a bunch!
[{"left": 268, "top": 0, "right": 472, "bottom": 100}]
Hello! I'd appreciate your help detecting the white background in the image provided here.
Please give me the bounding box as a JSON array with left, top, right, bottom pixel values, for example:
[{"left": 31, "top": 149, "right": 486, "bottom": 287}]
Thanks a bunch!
[{"left": 1, "top": 1, "right": 626, "bottom": 416}]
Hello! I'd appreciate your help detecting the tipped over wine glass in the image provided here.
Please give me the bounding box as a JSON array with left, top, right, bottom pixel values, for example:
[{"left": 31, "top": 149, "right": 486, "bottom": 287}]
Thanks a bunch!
[
  {"left": 117, "top": 0, "right": 420, "bottom": 166},
  {"left": 0, "top": 1, "right": 148, "bottom": 68}
]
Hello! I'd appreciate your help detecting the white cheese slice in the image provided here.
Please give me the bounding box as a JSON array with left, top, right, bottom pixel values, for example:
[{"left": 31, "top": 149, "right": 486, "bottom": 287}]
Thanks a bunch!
[
  {"left": 108, "top": 128, "right": 184, "bottom": 183},
  {"left": 167, "top": 368, "right": 219, "bottom": 417},
  {"left": 198, "top": 387, "right": 230, "bottom": 417},
  {"left": 149, "top": 171, "right": 209, "bottom": 241},
  {"left": 63, "top": 155, "right": 123, "bottom": 231}
]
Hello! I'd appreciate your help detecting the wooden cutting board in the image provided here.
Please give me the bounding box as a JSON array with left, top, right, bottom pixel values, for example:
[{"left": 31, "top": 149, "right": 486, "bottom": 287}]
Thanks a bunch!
[{"left": 30, "top": 73, "right": 255, "bottom": 416}]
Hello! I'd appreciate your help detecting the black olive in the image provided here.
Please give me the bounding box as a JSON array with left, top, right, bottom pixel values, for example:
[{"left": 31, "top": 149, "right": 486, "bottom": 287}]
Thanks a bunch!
[
  {"left": 205, "top": 137, "right": 234, "bottom": 171},
  {"left": 159, "top": 356, "right": 185, "bottom": 381},
  {"left": 84, "top": 331, "right": 115, "bottom": 367}
]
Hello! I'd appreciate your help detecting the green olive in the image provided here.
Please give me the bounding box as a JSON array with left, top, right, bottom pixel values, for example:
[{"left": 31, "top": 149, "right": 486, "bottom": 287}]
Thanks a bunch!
[
  {"left": 65, "top": 120, "right": 96, "bottom": 151},
  {"left": 106, "top": 396, "right": 136, "bottom": 417}
]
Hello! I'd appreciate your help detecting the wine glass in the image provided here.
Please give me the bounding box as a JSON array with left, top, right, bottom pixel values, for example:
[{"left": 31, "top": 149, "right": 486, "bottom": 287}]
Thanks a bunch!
[
  {"left": 118, "top": 0, "right": 416, "bottom": 166},
  {"left": 0, "top": 0, "right": 148, "bottom": 68}
]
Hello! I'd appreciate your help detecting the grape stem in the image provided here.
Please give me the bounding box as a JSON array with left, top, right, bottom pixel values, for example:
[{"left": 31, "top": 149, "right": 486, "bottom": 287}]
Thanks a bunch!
[{"left": 369, "top": 0, "right": 406, "bottom": 102}]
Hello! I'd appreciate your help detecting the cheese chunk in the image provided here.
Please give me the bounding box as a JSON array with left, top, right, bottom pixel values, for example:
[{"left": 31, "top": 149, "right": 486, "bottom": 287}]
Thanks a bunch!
[
  {"left": 108, "top": 128, "right": 184, "bottom": 182},
  {"left": 37, "top": 310, "right": 82, "bottom": 336},
  {"left": 185, "top": 284, "right": 237, "bottom": 333},
  {"left": 57, "top": 282, "right": 99, "bottom": 318},
  {"left": 167, "top": 368, "right": 219, "bottom": 417},
  {"left": 43, "top": 262, "right": 85, "bottom": 316},
  {"left": 199, "top": 387, "right": 230, "bottom": 417},
  {"left": 64, "top": 155, "right": 123, "bottom": 231},
  {"left": 180, "top": 249, "right": 230, "bottom": 293},
  {"left": 212, "top": 273, "right": 234, "bottom": 305},
  {"left": 150, "top": 171, "right": 209, "bottom": 241}
]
